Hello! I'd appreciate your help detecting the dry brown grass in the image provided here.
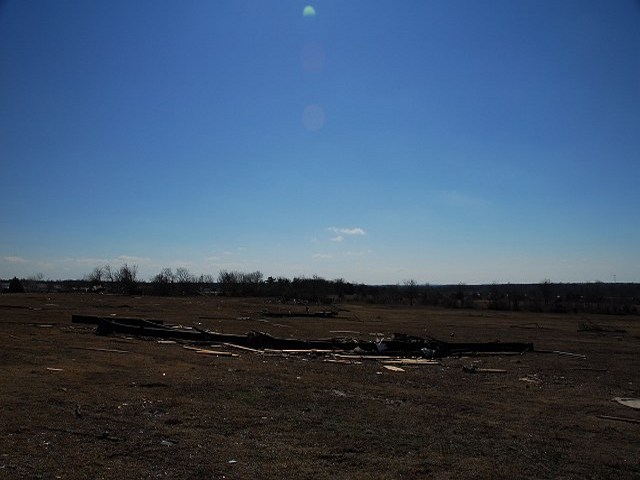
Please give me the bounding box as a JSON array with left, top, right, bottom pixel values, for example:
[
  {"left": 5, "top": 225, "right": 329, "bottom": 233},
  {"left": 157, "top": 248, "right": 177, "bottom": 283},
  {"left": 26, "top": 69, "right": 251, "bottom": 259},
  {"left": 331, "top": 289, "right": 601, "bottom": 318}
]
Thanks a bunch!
[{"left": 1, "top": 293, "right": 639, "bottom": 479}]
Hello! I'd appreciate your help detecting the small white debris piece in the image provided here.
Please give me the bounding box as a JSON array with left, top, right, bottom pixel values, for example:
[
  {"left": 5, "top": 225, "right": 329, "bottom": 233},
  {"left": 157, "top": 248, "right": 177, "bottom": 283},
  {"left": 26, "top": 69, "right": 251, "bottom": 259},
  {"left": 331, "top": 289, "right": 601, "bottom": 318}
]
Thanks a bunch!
[
  {"left": 614, "top": 397, "right": 640, "bottom": 410},
  {"left": 383, "top": 365, "right": 405, "bottom": 372}
]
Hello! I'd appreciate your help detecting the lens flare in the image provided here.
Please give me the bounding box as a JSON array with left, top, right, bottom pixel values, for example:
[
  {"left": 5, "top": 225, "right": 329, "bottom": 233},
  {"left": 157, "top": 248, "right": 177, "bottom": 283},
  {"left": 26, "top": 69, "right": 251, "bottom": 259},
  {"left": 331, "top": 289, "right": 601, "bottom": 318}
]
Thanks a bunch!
[
  {"left": 302, "top": 104, "right": 325, "bottom": 131},
  {"left": 301, "top": 42, "right": 326, "bottom": 73}
]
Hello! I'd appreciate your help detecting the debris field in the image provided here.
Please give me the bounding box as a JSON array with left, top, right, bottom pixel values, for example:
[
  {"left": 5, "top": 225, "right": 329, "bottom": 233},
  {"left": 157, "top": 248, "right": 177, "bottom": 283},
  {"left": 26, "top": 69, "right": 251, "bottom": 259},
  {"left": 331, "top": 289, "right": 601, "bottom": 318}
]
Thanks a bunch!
[{"left": 1, "top": 294, "right": 639, "bottom": 479}]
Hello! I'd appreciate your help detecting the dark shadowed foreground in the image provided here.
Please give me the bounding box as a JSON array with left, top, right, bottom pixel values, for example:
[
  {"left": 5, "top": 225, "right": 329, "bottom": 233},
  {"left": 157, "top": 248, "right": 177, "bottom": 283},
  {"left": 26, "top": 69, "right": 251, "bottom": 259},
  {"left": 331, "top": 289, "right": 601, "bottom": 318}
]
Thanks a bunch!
[{"left": 1, "top": 294, "right": 639, "bottom": 479}]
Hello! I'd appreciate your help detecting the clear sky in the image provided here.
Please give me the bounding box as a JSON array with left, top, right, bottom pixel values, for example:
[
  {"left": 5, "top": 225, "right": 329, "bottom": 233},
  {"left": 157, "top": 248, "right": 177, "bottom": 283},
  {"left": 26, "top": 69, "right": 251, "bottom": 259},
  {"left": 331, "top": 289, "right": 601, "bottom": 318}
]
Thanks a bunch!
[{"left": 1, "top": 1, "right": 639, "bottom": 284}]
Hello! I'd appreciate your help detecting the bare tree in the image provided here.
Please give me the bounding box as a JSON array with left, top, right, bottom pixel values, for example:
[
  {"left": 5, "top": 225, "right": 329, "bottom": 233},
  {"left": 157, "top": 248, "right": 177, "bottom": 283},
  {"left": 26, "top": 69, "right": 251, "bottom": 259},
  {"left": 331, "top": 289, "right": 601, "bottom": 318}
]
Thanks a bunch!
[
  {"left": 152, "top": 268, "right": 175, "bottom": 296},
  {"left": 539, "top": 279, "right": 553, "bottom": 306},
  {"left": 241, "top": 271, "right": 263, "bottom": 285},
  {"left": 197, "top": 273, "right": 214, "bottom": 284},
  {"left": 175, "top": 267, "right": 195, "bottom": 284},
  {"left": 8, "top": 277, "right": 25, "bottom": 293},
  {"left": 103, "top": 264, "right": 115, "bottom": 283},
  {"left": 403, "top": 279, "right": 418, "bottom": 306},
  {"left": 113, "top": 264, "right": 139, "bottom": 295},
  {"left": 217, "top": 270, "right": 238, "bottom": 296},
  {"left": 86, "top": 266, "right": 104, "bottom": 286},
  {"left": 217, "top": 270, "right": 263, "bottom": 296}
]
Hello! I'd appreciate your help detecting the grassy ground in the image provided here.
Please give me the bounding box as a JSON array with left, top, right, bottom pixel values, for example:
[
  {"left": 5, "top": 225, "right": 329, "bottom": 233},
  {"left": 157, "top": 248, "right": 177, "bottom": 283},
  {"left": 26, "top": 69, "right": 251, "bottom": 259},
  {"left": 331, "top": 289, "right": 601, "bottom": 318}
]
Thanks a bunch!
[{"left": 1, "top": 293, "right": 639, "bottom": 479}]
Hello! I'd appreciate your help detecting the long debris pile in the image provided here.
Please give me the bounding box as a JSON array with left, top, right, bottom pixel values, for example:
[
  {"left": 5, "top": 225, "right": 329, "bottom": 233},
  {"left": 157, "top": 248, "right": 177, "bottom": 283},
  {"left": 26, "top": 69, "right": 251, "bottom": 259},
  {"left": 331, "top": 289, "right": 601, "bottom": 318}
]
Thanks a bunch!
[{"left": 72, "top": 314, "right": 533, "bottom": 359}]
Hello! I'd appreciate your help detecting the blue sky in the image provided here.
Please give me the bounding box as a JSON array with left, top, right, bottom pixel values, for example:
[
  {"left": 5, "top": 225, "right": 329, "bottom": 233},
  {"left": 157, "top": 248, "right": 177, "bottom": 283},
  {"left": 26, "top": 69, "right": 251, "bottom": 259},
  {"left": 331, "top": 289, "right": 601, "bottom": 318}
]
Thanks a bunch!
[{"left": 1, "top": 0, "right": 639, "bottom": 284}]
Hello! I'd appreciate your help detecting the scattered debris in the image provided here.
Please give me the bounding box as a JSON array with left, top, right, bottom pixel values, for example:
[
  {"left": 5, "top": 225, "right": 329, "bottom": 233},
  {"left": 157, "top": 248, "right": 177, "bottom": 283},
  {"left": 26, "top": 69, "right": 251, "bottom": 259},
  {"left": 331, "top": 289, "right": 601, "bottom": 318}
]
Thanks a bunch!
[
  {"left": 261, "top": 310, "right": 338, "bottom": 318},
  {"left": 334, "top": 354, "right": 401, "bottom": 361},
  {"left": 510, "top": 323, "right": 552, "bottom": 330},
  {"left": 382, "top": 359, "right": 440, "bottom": 366},
  {"left": 597, "top": 415, "right": 640, "bottom": 425},
  {"left": 578, "top": 322, "right": 626, "bottom": 334},
  {"left": 71, "top": 347, "right": 131, "bottom": 354},
  {"left": 98, "top": 431, "right": 121, "bottom": 442},
  {"left": 76, "top": 314, "right": 534, "bottom": 359},
  {"left": 182, "top": 346, "right": 238, "bottom": 357},
  {"left": 72, "top": 314, "right": 164, "bottom": 326},
  {"left": 323, "top": 359, "right": 362, "bottom": 365},
  {"left": 536, "top": 349, "right": 586, "bottom": 359},
  {"left": 264, "top": 348, "right": 334, "bottom": 354},
  {"left": 613, "top": 398, "right": 640, "bottom": 410},
  {"left": 383, "top": 365, "right": 405, "bottom": 372},
  {"left": 222, "top": 342, "right": 261, "bottom": 353},
  {"left": 463, "top": 366, "right": 507, "bottom": 374},
  {"left": 519, "top": 374, "right": 542, "bottom": 384}
]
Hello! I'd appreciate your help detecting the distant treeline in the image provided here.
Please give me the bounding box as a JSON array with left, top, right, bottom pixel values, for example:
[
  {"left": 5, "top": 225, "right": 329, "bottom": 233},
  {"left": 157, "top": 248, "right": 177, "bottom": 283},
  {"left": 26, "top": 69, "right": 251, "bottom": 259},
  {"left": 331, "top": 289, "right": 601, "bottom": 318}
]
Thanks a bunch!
[{"left": 2, "top": 266, "right": 639, "bottom": 315}]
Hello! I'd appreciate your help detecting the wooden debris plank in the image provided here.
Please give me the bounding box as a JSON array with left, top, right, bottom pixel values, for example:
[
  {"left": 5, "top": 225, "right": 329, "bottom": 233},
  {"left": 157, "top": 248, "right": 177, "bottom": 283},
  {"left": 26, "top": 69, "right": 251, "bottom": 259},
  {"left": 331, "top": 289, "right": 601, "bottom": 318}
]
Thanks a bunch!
[
  {"left": 383, "top": 359, "right": 440, "bottom": 365},
  {"left": 71, "top": 347, "right": 131, "bottom": 354},
  {"left": 334, "top": 354, "right": 396, "bottom": 360},
  {"left": 383, "top": 365, "right": 405, "bottom": 372},
  {"left": 597, "top": 415, "right": 640, "bottom": 425},
  {"left": 536, "top": 349, "right": 586, "bottom": 359},
  {"left": 324, "top": 359, "right": 361, "bottom": 365},
  {"left": 183, "top": 345, "right": 238, "bottom": 357},
  {"left": 613, "top": 397, "right": 640, "bottom": 410},
  {"left": 222, "top": 342, "right": 262, "bottom": 353},
  {"left": 183, "top": 345, "right": 209, "bottom": 351},
  {"left": 194, "top": 349, "right": 238, "bottom": 357},
  {"left": 264, "top": 348, "right": 335, "bottom": 354},
  {"left": 469, "top": 352, "right": 523, "bottom": 356},
  {"left": 463, "top": 366, "right": 507, "bottom": 373}
]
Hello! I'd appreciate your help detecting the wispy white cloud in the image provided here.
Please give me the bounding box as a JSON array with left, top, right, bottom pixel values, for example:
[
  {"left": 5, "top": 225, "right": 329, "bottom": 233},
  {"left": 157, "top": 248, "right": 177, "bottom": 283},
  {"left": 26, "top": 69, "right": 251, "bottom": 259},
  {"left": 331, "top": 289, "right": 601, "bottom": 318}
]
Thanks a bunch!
[
  {"left": 163, "top": 260, "right": 194, "bottom": 269},
  {"left": 61, "top": 257, "right": 109, "bottom": 265},
  {"left": 330, "top": 235, "right": 344, "bottom": 242},
  {"left": 3, "top": 256, "right": 26, "bottom": 263},
  {"left": 313, "top": 253, "right": 333, "bottom": 259},
  {"left": 344, "top": 249, "right": 373, "bottom": 257},
  {"left": 59, "top": 255, "right": 153, "bottom": 267},
  {"left": 328, "top": 226, "right": 366, "bottom": 236},
  {"left": 116, "top": 255, "right": 152, "bottom": 265}
]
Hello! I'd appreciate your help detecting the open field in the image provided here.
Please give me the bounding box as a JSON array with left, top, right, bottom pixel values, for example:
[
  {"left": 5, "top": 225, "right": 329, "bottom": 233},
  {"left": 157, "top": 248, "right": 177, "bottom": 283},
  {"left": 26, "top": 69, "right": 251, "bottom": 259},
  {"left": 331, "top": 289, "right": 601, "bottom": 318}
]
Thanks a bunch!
[{"left": 1, "top": 293, "right": 639, "bottom": 479}]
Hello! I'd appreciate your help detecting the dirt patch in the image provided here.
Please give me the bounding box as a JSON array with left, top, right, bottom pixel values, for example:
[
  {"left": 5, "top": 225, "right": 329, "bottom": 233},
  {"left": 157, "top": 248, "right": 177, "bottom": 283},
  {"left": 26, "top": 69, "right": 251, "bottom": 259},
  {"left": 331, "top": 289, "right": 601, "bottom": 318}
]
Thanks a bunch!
[{"left": 1, "top": 293, "right": 639, "bottom": 479}]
